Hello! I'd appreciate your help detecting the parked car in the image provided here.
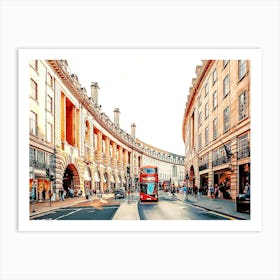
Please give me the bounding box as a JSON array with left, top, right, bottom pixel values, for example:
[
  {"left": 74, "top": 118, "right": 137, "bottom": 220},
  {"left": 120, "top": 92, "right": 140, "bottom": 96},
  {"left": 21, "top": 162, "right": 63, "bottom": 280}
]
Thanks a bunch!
[
  {"left": 114, "top": 189, "right": 125, "bottom": 199},
  {"left": 236, "top": 189, "right": 250, "bottom": 213}
]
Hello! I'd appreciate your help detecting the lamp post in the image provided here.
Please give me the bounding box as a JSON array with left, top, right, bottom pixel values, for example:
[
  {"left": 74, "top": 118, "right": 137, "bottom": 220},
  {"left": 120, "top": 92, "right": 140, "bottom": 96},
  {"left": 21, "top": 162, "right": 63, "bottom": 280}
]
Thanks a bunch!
[{"left": 185, "top": 174, "right": 189, "bottom": 199}]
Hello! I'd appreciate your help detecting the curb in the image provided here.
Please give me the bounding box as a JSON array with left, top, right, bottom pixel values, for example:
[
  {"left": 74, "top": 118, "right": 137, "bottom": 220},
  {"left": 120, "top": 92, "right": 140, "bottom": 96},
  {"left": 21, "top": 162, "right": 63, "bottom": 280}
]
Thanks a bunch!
[{"left": 175, "top": 195, "right": 248, "bottom": 220}]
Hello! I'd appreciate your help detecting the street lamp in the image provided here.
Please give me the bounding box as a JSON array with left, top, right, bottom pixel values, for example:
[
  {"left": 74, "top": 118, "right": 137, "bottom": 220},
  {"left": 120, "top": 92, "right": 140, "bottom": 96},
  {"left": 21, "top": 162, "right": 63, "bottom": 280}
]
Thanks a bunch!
[{"left": 185, "top": 174, "right": 189, "bottom": 199}]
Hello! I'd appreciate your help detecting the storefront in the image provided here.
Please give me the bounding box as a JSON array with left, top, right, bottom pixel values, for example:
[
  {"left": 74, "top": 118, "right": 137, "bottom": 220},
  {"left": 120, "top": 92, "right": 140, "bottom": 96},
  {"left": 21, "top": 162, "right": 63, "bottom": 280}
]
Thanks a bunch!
[
  {"left": 213, "top": 168, "right": 232, "bottom": 198},
  {"left": 29, "top": 169, "right": 51, "bottom": 201},
  {"left": 239, "top": 163, "right": 250, "bottom": 193}
]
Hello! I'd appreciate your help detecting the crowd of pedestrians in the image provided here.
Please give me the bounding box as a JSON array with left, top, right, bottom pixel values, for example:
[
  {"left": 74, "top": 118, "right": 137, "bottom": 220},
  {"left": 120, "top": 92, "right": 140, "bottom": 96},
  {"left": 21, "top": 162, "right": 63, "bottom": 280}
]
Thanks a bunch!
[{"left": 168, "top": 181, "right": 251, "bottom": 201}]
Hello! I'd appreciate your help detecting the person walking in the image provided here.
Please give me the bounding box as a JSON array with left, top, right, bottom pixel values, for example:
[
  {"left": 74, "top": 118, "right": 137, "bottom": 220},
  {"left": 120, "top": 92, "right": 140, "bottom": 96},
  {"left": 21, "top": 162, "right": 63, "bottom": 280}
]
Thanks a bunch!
[
  {"left": 209, "top": 185, "right": 214, "bottom": 199},
  {"left": 214, "top": 184, "right": 219, "bottom": 199}
]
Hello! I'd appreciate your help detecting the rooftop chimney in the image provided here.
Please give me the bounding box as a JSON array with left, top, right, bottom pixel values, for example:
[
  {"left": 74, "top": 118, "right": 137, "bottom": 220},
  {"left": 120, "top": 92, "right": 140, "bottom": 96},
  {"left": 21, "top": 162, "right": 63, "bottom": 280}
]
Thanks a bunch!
[
  {"left": 131, "top": 123, "right": 136, "bottom": 138},
  {"left": 114, "top": 108, "right": 120, "bottom": 128},
  {"left": 90, "top": 82, "right": 100, "bottom": 105}
]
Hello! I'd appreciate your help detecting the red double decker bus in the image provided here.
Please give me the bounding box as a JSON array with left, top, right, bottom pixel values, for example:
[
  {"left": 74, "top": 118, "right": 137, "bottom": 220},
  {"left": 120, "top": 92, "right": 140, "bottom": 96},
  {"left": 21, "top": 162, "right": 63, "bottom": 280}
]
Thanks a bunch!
[{"left": 139, "top": 165, "right": 158, "bottom": 202}]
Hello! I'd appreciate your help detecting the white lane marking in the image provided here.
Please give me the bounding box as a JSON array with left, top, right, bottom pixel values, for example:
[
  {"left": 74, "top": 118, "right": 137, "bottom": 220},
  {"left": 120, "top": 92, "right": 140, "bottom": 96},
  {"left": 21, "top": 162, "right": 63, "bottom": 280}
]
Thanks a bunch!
[{"left": 54, "top": 209, "right": 82, "bottom": 220}]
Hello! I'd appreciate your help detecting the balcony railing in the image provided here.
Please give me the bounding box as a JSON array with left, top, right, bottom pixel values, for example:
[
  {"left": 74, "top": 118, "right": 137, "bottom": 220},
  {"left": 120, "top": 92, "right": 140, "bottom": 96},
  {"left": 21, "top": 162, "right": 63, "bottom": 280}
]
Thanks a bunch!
[
  {"left": 199, "top": 163, "right": 209, "bottom": 171},
  {"left": 212, "top": 156, "right": 229, "bottom": 167},
  {"left": 237, "top": 147, "right": 250, "bottom": 160}
]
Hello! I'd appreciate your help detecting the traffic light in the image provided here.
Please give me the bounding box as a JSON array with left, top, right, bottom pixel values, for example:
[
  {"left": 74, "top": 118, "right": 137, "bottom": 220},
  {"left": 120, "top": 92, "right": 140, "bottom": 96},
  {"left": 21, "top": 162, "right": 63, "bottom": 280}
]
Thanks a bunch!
[
  {"left": 46, "top": 168, "right": 50, "bottom": 179},
  {"left": 50, "top": 175, "right": 55, "bottom": 181},
  {"left": 127, "top": 166, "right": 130, "bottom": 176}
]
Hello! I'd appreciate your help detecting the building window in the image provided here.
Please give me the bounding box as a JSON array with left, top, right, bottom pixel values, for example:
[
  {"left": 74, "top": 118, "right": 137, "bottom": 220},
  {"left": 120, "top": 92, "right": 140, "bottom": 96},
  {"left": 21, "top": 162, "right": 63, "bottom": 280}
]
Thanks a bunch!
[
  {"left": 237, "top": 133, "right": 250, "bottom": 159},
  {"left": 212, "top": 68, "right": 217, "bottom": 84},
  {"left": 223, "top": 106, "right": 230, "bottom": 132},
  {"left": 223, "top": 60, "right": 229, "bottom": 68},
  {"left": 47, "top": 122, "right": 52, "bottom": 143},
  {"left": 205, "top": 102, "right": 209, "bottom": 119},
  {"left": 239, "top": 91, "right": 247, "bottom": 121},
  {"left": 205, "top": 82, "right": 209, "bottom": 97},
  {"left": 198, "top": 133, "right": 202, "bottom": 150},
  {"left": 198, "top": 108, "right": 202, "bottom": 127},
  {"left": 30, "top": 79, "right": 38, "bottom": 100},
  {"left": 47, "top": 95, "right": 53, "bottom": 113},
  {"left": 29, "top": 147, "right": 36, "bottom": 164},
  {"left": 238, "top": 60, "right": 247, "bottom": 80},
  {"left": 30, "top": 111, "right": 37, "bottom": 135},
  {"left": 205, "top": 126, "right": 209, "bottom": 146},
  {"left": 223, "top": 74, "right": 230, "bottom": 97},
  {"left": 37, "top": 150, "right": 45, "bottom": 164},
  {"left": 30, "top": 60, "right": 38, "bottom": 71},
  {"left": 213, "top": 118, "right": 218, "bottom": 140},
  {"left": 47, "top": 73, "right": 53, "bottom": 88},
  {"left": 213, "top": 91, "right": 217, "bottom": 110}
]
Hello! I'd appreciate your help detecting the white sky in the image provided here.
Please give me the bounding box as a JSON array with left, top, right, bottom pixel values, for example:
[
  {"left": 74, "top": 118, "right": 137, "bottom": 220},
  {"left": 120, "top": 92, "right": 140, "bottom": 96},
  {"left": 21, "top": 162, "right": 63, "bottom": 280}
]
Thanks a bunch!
[{"left": 66, "top": 49, "right": 200, "bottom": 155}]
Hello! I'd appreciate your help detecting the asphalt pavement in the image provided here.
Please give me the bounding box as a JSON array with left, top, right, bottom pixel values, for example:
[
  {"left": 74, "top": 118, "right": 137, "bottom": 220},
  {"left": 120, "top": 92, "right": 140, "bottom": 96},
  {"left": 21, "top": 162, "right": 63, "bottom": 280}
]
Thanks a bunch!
[{"left": 29, "top": 192, "right": 250, "bottom": 220}]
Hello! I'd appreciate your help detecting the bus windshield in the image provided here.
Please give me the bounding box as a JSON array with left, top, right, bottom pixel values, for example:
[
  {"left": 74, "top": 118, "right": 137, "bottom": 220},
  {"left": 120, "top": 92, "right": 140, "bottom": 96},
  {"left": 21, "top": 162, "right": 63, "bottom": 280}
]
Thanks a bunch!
[{"left": 141, "top": 167, "right": 157, "bottom": 174}]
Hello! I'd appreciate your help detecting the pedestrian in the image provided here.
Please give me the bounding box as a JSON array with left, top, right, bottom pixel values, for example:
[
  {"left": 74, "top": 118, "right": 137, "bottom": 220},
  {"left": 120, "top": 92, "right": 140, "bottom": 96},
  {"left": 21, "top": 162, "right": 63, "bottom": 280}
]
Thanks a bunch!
[
  {"left": 42, "top": 188, "right": 46, "bottom": 200},
  {"left": 243, "top": 182, "right": 250, "bottom": 194},
  {"left": 209, "top": 185, "right": 214, "bottom": 199},
  {"left": 59, "top": 189, "right": 63, "bottom": 201},
  {"left": 198, "top": 186, "right": 203, "bottom": 198},
  {"left": 214, "top": 184, "right": 219, "bottom": 199},
  {"left": 193, "top": 185, "right": 198, "bottom": 199},
  {"left": 48, "top": 190, "right": 52, "bottom": 200}
]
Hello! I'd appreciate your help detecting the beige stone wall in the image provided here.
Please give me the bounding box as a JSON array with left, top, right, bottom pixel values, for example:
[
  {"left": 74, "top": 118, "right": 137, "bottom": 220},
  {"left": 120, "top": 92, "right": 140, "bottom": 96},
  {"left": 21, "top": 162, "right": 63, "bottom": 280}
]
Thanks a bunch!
[{"left": 183, "top": 60, "right": 251, "bottom": 198}]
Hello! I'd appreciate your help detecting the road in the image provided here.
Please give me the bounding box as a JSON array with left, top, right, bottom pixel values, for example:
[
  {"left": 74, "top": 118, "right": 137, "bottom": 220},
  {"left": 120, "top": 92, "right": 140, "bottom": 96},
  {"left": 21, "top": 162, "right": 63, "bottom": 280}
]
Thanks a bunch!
[
  {"left": 138, "top": 191, "right": 233, "bottom": 220},
  {"left": 31, "top": 197, "right": 123, "bottom": 220},
  {"left": 31, "top": 191, "right": 234, "bottom": 220}
]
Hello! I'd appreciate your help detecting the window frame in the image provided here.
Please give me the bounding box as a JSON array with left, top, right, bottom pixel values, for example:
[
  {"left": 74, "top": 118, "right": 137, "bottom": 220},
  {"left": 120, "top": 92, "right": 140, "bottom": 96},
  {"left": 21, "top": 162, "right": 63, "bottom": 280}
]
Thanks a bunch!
[
  {"left": 239, "top": 90, "right": 247, "bottom": 121},
  {"left": 223, "top": 74, "right": 230, "bottom": 97},
  {"left": 46, "top": 95, "right": 53, "bottom": 113},
  {"left": 30, "top": 78, "right": 38, "bottom": 100},
  {"left": 29, "top": 111, "right": 37, "bottom": 136},
  {"left": 223, "top": 106, "right": 230, "bottom": 133}
]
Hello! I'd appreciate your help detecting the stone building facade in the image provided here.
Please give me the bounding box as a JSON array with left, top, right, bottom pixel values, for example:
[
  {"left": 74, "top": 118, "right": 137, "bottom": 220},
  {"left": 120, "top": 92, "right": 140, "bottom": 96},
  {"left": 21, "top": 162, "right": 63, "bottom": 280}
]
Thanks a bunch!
[
  {"left": 29, "top": 60, "right": 184, "bottom": 200},
  {"left": 182, "top": 60, "right": 251, "bottom": 198}
]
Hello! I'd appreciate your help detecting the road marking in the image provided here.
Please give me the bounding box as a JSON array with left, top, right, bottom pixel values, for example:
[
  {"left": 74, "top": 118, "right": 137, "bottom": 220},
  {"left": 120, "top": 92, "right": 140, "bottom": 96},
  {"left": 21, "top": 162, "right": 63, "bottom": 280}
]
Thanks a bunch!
[
  {"left": 207, "top": 211, "right": 236, "bottom": 220},
  {"left": 54, "top": 209, "right": 82, "bottom": 220}
]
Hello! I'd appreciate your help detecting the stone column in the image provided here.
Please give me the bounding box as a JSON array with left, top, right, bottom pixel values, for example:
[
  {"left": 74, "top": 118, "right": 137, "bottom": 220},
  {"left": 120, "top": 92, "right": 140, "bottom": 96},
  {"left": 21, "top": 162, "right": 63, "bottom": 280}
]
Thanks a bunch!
[
  {"left": 112, "top": 142, "right": 117, "bottom": 168},
  {"left": 97, "top": 131, "right": 103, "bottom": 162},
  {"left": 105, "top": 137, "right": 110, "bottom": 165}
]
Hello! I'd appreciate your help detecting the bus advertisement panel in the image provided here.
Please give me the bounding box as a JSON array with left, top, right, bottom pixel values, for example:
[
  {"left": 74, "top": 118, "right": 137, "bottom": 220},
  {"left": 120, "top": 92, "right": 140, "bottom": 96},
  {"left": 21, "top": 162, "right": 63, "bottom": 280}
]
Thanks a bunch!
[{"left": 139, "top": 166, "right": 158, "bottom": 202}]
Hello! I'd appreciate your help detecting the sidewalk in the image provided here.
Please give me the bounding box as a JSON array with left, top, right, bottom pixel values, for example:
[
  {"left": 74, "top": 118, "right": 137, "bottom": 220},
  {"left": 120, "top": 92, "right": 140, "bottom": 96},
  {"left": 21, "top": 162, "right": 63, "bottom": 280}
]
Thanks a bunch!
[
  {"left": 29, "top": 193, "right": 114, "bottom": 217},
  {"left": 175, "top": 193, "right": 250, "bottom": 220}
]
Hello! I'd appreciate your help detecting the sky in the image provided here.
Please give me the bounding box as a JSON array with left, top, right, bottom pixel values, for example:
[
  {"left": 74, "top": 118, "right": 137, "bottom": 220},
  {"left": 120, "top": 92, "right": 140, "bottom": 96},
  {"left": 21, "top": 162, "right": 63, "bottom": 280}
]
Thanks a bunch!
[{"left": 66, "top": 49, "right": 201, "bottom": 155}]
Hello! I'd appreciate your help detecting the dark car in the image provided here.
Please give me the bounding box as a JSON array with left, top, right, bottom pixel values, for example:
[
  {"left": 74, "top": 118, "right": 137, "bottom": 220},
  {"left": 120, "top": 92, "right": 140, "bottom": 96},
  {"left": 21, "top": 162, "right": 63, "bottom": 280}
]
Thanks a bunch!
[
  {"left": 114, "top": 189, "right": 125, "bottom": 199},
  {"left": 236, "top": 189, "right": 250, "bottom": 213}
]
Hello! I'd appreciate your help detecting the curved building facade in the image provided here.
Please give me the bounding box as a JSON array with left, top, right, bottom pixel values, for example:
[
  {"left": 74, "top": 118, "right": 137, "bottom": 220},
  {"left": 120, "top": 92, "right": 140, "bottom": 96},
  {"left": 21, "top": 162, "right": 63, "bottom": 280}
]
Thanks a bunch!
[
  {"left": 182, "top": 60, "right": 251, "bottom": 198},
  {"left": 29, "top": 60, "right": 184, "bottom": 201}
]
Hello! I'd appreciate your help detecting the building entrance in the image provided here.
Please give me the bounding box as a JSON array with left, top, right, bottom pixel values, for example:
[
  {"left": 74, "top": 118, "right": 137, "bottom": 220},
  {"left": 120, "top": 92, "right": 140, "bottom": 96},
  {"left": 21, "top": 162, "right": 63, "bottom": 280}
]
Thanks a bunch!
[{"left": 63, "top": 164, "right": 80, "bottom": 197}]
